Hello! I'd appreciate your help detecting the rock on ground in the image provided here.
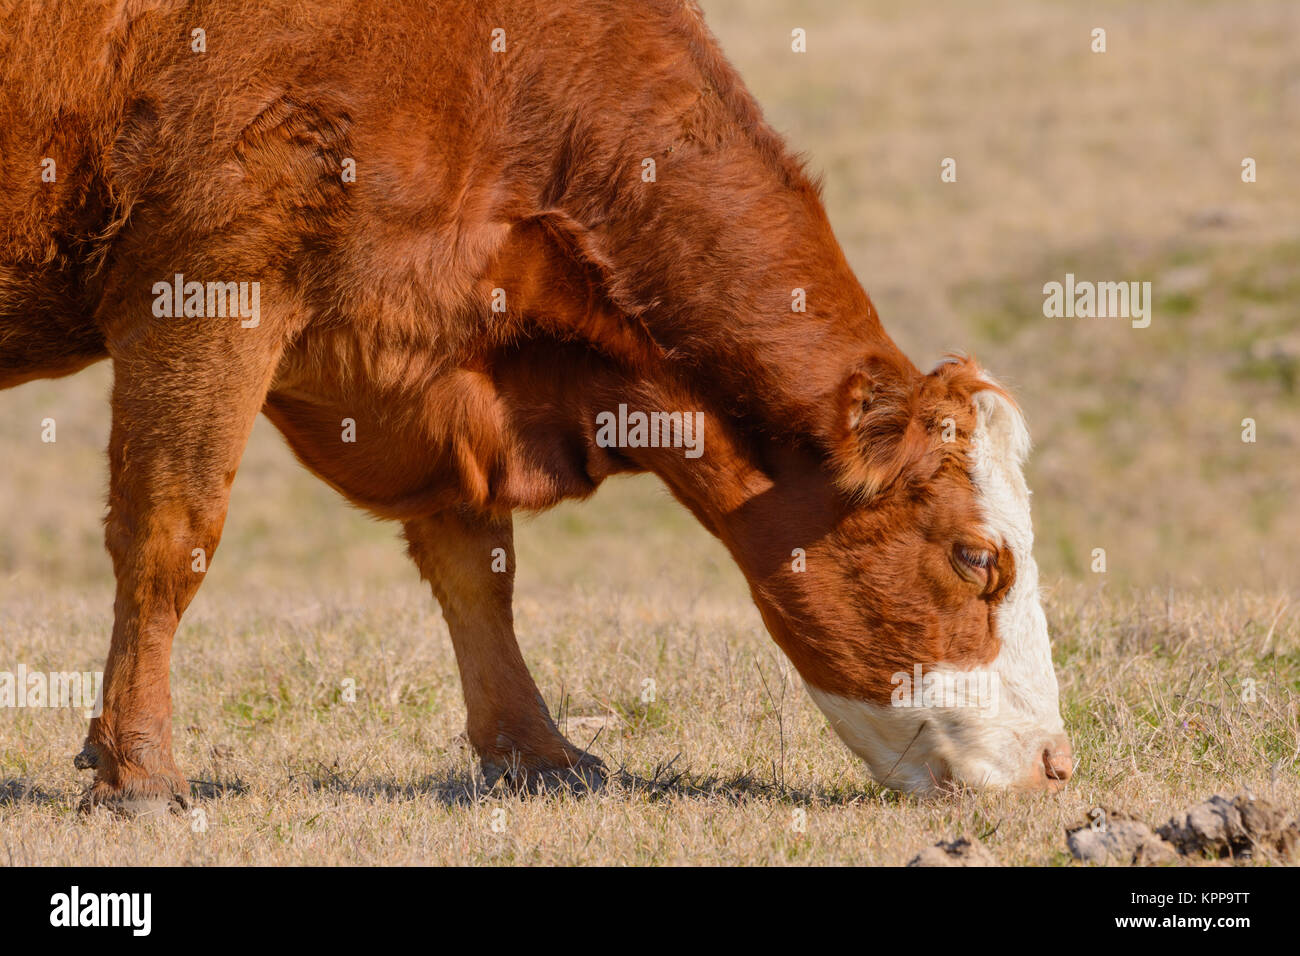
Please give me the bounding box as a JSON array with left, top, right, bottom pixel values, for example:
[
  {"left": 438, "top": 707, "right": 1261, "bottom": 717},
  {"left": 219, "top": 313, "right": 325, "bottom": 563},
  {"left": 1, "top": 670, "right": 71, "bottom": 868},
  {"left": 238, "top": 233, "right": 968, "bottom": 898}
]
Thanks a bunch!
[
  {"left": 1066, "top": 810, "right": 1178, "bottom": 865},
  {"left": 1157, "top": 793, "right": 1299, "bottom": 860},
  {"left": 1065, "top": 793, "right": 1299, "bottom": 865},
  {"left": 907, "top": 836, "right": 1000, "bottom": 867}
]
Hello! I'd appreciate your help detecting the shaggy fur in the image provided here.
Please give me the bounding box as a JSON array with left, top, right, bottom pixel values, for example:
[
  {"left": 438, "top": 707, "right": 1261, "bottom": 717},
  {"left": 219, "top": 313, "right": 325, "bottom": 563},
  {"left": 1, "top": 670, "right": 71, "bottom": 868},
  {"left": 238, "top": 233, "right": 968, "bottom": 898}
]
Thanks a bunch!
[{"left": 0, "top": 0, "right": 1069, "bottom": 808}]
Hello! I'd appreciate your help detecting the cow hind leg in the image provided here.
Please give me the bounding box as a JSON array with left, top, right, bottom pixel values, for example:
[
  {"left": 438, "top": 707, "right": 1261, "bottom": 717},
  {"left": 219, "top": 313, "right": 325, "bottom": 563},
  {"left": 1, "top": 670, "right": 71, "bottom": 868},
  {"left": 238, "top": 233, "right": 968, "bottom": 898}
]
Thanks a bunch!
[{"left": 404, "top": 509, "right": 605, "bottom": 793}]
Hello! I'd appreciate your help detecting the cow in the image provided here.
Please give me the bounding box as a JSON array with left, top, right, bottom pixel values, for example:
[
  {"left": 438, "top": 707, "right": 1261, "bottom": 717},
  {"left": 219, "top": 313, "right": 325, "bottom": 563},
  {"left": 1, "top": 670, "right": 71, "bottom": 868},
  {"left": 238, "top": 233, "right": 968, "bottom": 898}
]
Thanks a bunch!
[{"left": 0, "top": 0, "right": 1072, "bottom": 815}]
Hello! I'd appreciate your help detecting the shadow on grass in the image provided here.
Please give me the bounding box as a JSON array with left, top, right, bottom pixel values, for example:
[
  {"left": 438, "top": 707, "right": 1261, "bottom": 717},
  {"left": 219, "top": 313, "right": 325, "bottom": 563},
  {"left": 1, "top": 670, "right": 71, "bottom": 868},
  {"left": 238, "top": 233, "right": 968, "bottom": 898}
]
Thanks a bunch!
[
  {"left": 296, "top": 762, "right": 490, "bottom": 808},
  {"left": 0, "top": 777, "right": 69, "bottom": 810},
  {"left": 609, "top": 757, "right": 894, "bottom": 809},
  {"left": 188, "top": 777, "right": 250, "bottom": 801},
  {"left": 3, "top": 756, "right": 907, "bottom": 812},
  {"left": 1, "top": 776, "right": 253, "bottom": 810},
  {"left": 290, "top": 753, "right": 897, "bottom": 809}
]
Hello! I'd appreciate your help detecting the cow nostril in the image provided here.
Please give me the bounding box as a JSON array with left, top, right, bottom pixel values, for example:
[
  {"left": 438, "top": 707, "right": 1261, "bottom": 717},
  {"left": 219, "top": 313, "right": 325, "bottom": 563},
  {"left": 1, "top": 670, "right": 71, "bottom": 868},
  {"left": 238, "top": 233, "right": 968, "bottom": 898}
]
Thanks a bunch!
[{"left": 1042, "top": 738, "right": 1073, "bottom": 782}]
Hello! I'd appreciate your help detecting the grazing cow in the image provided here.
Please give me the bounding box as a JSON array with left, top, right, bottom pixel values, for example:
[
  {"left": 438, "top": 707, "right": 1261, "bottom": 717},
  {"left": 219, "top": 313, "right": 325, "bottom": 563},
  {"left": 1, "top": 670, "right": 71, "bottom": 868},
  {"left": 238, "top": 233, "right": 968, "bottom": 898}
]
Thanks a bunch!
[{"left": 0, "top": 0, "right": 1072, "bottom": 813}]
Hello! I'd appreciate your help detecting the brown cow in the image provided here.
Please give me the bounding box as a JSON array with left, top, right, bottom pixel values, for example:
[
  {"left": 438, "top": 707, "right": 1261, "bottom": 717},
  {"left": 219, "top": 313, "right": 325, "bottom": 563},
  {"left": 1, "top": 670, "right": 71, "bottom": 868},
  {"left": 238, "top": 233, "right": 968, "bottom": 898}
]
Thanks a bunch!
[{"left": 0, "top": 0, "right": 1071, "bottom": 814}]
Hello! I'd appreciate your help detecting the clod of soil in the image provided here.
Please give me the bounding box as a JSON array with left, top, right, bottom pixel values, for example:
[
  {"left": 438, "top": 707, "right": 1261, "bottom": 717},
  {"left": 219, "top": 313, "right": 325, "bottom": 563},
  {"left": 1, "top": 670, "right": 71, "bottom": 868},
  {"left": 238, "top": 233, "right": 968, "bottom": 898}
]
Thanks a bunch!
[
  {"left": 907, "top": 836, "right": 999, "bottom": 867},
  {"left": 1066, "top": 810, "right": 1178, "bottom": 865},
  {"left": 1157, "top": 793, "right": 1299, "bottom": 860}
]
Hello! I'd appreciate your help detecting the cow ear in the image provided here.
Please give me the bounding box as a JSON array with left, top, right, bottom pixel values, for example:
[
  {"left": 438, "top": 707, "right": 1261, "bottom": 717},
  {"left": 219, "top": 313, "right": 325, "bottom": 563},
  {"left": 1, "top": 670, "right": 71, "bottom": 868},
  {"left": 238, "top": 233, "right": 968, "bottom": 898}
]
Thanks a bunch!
[
  {"left": 828, "top": 362, "right": 925, "bottom": 499},
  {"left": 838, "top": 370, "right": 873, "bottom": 432}
]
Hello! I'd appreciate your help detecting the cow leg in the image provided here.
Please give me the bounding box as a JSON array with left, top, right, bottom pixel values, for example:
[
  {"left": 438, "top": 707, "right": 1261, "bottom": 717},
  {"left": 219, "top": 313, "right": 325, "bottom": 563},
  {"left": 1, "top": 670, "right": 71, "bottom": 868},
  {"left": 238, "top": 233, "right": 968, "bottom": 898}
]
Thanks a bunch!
[
  {"left": 404, "top": 509, "right": 605, "bottom": 791},
  {"left": 76, "top": 313, "right": 284, "bottom": 816}
]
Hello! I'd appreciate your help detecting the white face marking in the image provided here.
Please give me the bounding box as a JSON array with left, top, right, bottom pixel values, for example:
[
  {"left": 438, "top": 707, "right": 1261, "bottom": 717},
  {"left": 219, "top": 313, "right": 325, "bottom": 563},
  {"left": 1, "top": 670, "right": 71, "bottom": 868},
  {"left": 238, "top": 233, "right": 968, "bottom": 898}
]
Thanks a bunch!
[{"left": 806, "top": 378, "right": 1066, "bottom": 792}]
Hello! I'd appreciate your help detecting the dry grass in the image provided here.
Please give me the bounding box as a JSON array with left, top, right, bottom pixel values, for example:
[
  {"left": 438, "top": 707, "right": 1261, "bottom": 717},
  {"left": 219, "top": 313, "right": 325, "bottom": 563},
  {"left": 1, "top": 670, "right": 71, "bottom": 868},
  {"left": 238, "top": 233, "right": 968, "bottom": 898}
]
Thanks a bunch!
[
  {"left": 1, "top": 577, "right": 1295, "bottom": 865},
  {"left": 1, "top": 0, "right": 1298, "bottom": 864}
]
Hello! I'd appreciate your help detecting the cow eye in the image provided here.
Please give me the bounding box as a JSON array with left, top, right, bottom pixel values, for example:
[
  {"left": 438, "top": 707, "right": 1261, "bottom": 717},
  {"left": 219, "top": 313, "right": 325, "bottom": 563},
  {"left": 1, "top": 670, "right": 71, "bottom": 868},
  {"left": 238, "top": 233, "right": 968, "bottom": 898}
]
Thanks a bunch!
[
  {"left": 951, "top": 543, "right": 1011, "bottom": 598},
  {"left": 956, "top": 545, "right": 993, "bottom": 569}
]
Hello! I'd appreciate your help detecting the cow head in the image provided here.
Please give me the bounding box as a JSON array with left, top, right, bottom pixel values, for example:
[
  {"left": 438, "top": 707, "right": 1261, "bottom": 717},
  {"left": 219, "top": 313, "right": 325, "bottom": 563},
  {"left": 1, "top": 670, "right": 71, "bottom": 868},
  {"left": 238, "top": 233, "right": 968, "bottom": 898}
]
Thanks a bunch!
[{"left": 740, "top": 355, "right": 1070, "bottom": 793}]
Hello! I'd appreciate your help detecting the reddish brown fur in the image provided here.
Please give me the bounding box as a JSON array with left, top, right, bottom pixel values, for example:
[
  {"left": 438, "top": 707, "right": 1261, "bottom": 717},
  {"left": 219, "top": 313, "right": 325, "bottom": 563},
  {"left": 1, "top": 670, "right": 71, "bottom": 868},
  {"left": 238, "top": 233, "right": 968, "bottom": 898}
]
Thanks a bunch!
[{"left": 1, "top": 0, "right": 1050, "bottom": 807}]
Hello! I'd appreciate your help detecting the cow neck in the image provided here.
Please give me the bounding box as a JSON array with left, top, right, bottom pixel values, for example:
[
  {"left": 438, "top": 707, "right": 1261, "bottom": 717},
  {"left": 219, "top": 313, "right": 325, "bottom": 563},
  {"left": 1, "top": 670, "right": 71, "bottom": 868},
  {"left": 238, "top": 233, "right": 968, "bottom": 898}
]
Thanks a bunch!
[{"left": 562, "top": 153, "right": 914, "bottom": 460}]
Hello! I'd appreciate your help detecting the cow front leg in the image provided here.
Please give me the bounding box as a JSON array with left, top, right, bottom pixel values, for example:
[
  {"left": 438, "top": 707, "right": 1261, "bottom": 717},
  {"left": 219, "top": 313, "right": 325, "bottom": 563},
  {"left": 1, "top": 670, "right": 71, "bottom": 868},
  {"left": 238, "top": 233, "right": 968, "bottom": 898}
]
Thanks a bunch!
[
  {"left": 77, "top": 308, "right": 285, "bottom": 816},
  {"left": 404, "top": 509, "right": 605, "bottom": 791}
]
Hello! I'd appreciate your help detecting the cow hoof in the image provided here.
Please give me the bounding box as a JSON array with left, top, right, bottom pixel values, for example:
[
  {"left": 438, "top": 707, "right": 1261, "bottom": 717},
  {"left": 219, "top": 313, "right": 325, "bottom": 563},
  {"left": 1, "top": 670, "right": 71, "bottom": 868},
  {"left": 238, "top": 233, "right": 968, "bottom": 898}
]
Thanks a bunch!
[
  {"left": 79, "top": 776, "right": 190, "bottom": 819},
  {"left": 484, "top": 752, "right": 607, "bottom": 795},
  {"left": 72, "top": 743, "right": 99, "bottom": 770}
]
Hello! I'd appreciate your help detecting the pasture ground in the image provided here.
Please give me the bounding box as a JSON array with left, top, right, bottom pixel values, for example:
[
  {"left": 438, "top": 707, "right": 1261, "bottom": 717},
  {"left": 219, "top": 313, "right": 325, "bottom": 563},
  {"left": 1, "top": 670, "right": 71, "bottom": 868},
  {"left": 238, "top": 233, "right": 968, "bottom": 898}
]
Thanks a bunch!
[
  {"left": 2, "top": 0, "right": 1298, "bottom": 864},
  {"left": 1, "top": 567, "right": 1297, "bottom": 865}
]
